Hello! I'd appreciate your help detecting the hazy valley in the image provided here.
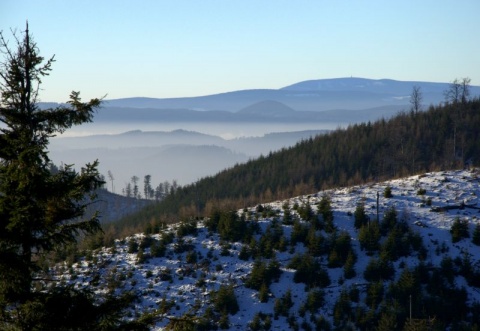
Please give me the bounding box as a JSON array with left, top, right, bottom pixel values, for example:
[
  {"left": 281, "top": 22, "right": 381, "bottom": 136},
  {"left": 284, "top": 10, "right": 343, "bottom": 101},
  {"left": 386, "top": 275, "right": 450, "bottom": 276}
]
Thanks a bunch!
[{"left": 47, "top": 77, "right": 480, "bottom": 190}]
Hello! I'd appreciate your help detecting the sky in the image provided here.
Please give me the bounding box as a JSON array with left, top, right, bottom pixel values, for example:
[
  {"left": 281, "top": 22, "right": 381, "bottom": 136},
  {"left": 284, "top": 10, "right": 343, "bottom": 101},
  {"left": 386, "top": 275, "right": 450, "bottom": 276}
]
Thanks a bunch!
[{"left": 2, "top": 0, "right": 479, "bottom": 102}]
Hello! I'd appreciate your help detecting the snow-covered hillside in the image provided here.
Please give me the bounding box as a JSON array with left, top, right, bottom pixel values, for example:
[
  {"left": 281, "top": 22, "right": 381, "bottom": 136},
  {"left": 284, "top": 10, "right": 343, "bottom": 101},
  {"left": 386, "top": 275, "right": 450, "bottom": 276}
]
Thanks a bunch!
[{"left": 58, "top": 169, "right": 480, "bottom": 330}]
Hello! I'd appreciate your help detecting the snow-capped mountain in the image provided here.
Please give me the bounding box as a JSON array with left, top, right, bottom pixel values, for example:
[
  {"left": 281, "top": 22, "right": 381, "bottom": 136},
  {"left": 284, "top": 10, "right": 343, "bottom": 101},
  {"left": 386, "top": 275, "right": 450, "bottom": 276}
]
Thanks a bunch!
[{"left": 58, "top": 169, "right": 480, "bottom": 330}]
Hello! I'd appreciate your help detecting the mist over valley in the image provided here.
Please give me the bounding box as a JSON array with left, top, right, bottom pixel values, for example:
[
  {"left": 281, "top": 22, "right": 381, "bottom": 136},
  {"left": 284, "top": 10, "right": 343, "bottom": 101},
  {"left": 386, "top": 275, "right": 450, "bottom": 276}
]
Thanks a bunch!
[{"left": 46, "top": 77, "right": 480, "bottom": 192}]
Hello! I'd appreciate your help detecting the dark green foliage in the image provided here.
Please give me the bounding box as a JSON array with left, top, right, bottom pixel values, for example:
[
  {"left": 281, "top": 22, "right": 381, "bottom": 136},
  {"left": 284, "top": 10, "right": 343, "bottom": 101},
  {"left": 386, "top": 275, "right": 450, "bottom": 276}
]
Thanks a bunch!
[
  {"left": 0, "top": 26, "right": 148, "bottom": 329},
  {"left": 303, "top": 288, "right": 325, "bottom": 313},
  {"left": 384, "top": 186, "right": 393, "bottom": 198},
  {"left": 417, "top": 188, "right": 426, "bottom": 195},
  {"left": 238, "top": 245, "right": 251, "bottom": 260},
  {"left": 176, "top": 219, "right": 197, "bottom": 237},
  {"left": 205, "top": 209, "right": 222, "bottom": 232},
  {"left": 364, "top": 257, "right": 395, "bottom": 282},
  {"left": 257, "top": 221, "right": 285, "bottom": 258},
  {"left": 380, "top": 224, "right": 413, "bottom": 262},
  {"left": 290, "top": 220, "right": 309, "bottom": 245},
  {"left": 218, "top": 310, "right": 230, "bottom": 330},
  {"left": 212, "top": 285, "right": 239, "bottom": 315},
  {"left": 354, "top": 201, "right": 369, "bottom": 229},
  {"left": 288, "top": 253, "right": 331, "bottom": 288},
  {"left": 380, "top": 206, "right": 398, "bottom": 235},
  {"left": 258, "top": 282, "right": 270, "bottom": 303},
  {"left": 388, "top": 268, "right": 421, "bottom": 314},
  {"left": 314, "top": 315, "right": 331, "bottom": 331},
  {"left": 306, "top": 227, "right": 327, "bottom": 257},
  {"left": 450, "top": 217, "right": 470, "bottom": 243},
  {"left": 185, "top": 250, "right": 197, "bottom": 264},
  {"left": 328, "top": 231, "right": 353, "bottom": 268},
  {"left": 128, "top": 239, "right": 139, "bottom": 253},
  {"left": 4, "top": 288, "right": 147, "bottom": 331},
  {"left": 245, "top": 259, "right": 282, "bottom": 290},
  {"left": 365, "top": 281, "right": 384, "bottom": 309},
  {"left": 343, "top": 251, "right": 357, "bottom": 279},
  {"left": 297, "top": 202, "right": 316, "bottom": 223},
  {"left": 333, "top": 290, "right": 352, "bottom": 328},
  {"left": 217, "top": 210, "right": 247, "bottom": 242},
  {"left": 139, "top": 235, "right": 154, "bottom": 250},
  {"left": 136, "top": 247, "right": 147, "bottom": 264},
  {"left": 358, "top": 221, "right": 381, "bottom": 254},
  {"left": 249, "top": 312, "right": 272, "bottom": 331},
  {"left": 150, "top": 239, "right": 166, "bottom": 258},
  {"left": 473, "top": 223, "right": 480, "bottom": 246},
  {"left": 273, "top": 289, "right": 293, "bottom": 318},
  {"left": 376, "top": 310, "right": 398, "bottom": 331},
  {"left": 318, "top": 194, "right": 335, "bottom": 233}
]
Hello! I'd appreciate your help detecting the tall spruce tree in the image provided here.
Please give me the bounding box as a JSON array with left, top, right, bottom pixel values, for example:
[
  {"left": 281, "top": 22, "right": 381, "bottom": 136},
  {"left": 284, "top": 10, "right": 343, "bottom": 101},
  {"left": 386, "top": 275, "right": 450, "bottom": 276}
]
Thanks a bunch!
[{"left": 0, "top": 25, "right": 147, "bottom": 330}]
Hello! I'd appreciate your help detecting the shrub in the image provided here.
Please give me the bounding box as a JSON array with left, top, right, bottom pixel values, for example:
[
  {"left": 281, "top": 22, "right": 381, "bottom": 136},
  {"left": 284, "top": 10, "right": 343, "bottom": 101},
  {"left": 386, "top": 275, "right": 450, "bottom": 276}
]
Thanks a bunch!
[
  {"left": 127, "top": 238, "right": 139, "bottom": 253},
  {"left": 417, "top": 188, "right": 427, "bottom": 195}
]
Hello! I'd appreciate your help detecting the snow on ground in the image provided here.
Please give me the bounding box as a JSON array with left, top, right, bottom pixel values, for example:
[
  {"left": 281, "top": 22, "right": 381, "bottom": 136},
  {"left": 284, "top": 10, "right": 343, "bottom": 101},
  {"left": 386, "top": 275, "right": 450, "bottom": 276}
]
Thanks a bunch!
[{"left": 58, "top": 169, "right": 480, "bottom": 330}]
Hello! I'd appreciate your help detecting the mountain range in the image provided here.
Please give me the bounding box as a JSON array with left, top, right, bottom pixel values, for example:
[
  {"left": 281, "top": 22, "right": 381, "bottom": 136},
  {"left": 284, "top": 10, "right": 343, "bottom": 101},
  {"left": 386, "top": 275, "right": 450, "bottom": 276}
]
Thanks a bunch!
[
  {"left": 41, "top": 77, "right": 480, "bottom": 125},
  {"left": 101, "top": 77, "right": 480, "bottom": 112}
]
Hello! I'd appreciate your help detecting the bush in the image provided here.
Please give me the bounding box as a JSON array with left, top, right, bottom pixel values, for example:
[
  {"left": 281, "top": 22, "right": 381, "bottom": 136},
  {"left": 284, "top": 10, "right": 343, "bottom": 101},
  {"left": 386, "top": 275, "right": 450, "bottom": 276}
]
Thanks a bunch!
[
  {"left": 127, "top": 238, "right": 139, "bottom": 253},
  {"left": 417, "top": 188, "right": 426, "bottom": 195},
  {"left": 150, "top": 240, "right": 166, "bottom": 258}
]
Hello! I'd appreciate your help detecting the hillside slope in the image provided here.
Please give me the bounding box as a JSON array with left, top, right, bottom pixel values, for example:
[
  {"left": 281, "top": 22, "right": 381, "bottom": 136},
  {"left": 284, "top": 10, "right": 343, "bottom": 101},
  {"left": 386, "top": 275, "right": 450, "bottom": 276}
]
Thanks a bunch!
[
  {"left": 109, "top": 98, "right": 480, "bottom": 238},
  {"left": 60, "top": 169, "right": 480, "bottom": 330}
]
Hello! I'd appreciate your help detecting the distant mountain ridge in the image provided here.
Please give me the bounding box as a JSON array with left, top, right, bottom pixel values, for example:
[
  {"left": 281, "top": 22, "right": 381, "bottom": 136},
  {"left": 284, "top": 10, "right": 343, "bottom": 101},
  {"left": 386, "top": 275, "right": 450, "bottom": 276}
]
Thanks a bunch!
[{"left": 98, "top": 77, "right": 480, "bottom": 112}]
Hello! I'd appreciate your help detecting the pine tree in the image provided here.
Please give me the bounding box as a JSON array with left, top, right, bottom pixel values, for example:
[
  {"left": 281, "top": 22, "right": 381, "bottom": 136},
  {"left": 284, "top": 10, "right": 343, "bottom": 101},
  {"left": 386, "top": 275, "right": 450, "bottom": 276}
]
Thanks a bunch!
[
  {"left": 354, "top": 201, "right": 369, "bottom": 229},
  {"left": 343, "top": 251, "right": 357, "bottom": 279},
  {"left": 0, "top": 25, "right": 145, "bottom": 330},
  {"left": 473, "top": 223, "right": 480, "bottom": 246}
]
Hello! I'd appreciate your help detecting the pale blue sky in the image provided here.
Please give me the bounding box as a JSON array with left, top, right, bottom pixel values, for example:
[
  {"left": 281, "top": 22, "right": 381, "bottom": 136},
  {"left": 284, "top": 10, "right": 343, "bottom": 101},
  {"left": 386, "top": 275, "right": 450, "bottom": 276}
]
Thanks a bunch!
[{"left": 2, "top": 0, "right": 479, "bottom": 102}]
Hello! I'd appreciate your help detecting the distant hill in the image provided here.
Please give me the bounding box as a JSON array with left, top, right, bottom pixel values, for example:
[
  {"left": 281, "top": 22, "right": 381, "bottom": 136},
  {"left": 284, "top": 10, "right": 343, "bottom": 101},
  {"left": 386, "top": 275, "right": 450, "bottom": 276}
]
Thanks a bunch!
[{"left": 236, "top": 100, "right": 296, "bottom": 117}]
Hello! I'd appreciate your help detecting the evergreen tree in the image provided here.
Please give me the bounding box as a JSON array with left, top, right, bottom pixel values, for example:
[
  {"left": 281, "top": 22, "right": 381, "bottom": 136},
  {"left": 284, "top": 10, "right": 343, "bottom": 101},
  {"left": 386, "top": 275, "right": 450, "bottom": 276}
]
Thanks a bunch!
[
  {"left": 318, "top": 194, "right": 335, "bottom": 233},
  {"left": 343, "top": 251, "right": 357, "bottom": 279},
  {"left": 473, "top": 223, "right": 480, "bottom": 246},
  {"left": 212, "top": 285, "right": 239, "bottom": 315},
  {"left": 358, "top": 221, "right": 381, "bottom": 254},
  {"left": 450, "top": 217, "right": 469, "bottom": 243},
  {"left": 0, "top": 25, "right": 146, "bottom": 330},
  {"left": 354, "top": 201, "right": 369, "bottom": 229}
]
